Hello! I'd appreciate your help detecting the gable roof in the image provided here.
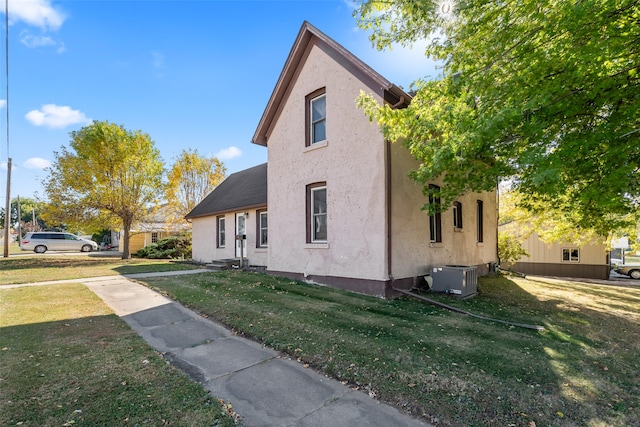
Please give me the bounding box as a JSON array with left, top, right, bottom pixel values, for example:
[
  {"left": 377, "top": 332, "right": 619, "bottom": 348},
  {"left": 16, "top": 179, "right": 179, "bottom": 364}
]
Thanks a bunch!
[
  {"left": 185, "top": 163, "right": 267, "bottom": 219},
  {"left": 252, "top": 21, "right": 411, "bottom": 147}
]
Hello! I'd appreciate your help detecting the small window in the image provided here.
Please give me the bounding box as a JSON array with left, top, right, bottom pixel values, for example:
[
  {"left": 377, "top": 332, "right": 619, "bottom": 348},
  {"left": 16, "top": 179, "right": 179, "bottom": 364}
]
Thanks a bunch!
[
  {"left": 217, "top": 216, "right": 226, "bottom": 248},
  {"left": 429, "top": 185, "right": 442, "bottom": 243},
  {"left": 306, "top": 88, "right": 326, "bottom": 146},
  {"left": 307, "top": 183, "right": 327, "bottom": 242},
  {"left": 476, "top": 200, "right": 484, "bottom": 243},
  {"left": 258, "top": 211, "right": 268, "bottom": 247},
  {"left": 151, "top": 232, "right": 158, "bottom": 243},
  {"left": 453, "top": 201, "right": 463, "bottom": 229},
  {"left": 562, "top": 248, "right": 580, "bottom": 262}
]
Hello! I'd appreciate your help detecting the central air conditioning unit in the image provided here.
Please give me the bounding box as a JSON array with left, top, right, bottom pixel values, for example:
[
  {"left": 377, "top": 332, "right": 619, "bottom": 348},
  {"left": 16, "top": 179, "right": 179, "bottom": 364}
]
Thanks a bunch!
[{"left": 429, "top": 265, "right": 478, "bottom": 298}]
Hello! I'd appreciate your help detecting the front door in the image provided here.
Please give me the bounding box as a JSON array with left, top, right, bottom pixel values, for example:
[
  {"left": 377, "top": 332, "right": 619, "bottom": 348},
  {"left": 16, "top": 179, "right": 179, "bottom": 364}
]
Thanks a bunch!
[{"left": 235, "top": 213, "right": 247, "bottom": 258}]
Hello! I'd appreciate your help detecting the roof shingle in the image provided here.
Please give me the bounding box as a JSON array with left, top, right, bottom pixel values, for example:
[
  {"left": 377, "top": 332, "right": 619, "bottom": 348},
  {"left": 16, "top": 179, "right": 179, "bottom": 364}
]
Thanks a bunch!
[{"left": 185, "top": 163, "right": 267, "bottom": 219}]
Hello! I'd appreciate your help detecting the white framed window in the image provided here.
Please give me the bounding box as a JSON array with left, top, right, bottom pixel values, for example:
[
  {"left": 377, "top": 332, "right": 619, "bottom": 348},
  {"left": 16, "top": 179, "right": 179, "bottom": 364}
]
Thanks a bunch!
[
  {"left": 306, "top": 88, "right": 326, "bottom": 146},
  {"left": 151, "top": 232, "right": 158, "bottom": 243},
  {"left": 308, "top": 184, "right": 327, "bottom": 242},
  {"left": 217, "top": 216, "right": 226, "bottom": 248},
  {"left": 562, "top": 248, "right": 580, "bottom": 262},
  {"left": 258, "top": 211, "right": 268, "bottom": 247}
]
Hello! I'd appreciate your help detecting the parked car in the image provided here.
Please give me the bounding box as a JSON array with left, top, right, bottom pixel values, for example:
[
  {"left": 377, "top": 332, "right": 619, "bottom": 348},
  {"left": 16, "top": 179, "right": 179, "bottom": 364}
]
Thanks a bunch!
[
  {"left": 614, "top": 264, "right": 640, "bottom": 280},
  {"left": 21, "top": 232, "right": 98, "bottom": 254}
]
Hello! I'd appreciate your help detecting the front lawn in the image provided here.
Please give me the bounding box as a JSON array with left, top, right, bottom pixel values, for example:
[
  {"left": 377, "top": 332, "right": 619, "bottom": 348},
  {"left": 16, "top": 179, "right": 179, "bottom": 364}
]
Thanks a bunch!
[
  {"left": 0, "top": 283, "right": 238, "bottom": 426},
  {"left": 142, "top": 271, "right": 640, "bottom": 427},
  {"left": 0, "top": 255, "right": 203, "bottom": 286}
]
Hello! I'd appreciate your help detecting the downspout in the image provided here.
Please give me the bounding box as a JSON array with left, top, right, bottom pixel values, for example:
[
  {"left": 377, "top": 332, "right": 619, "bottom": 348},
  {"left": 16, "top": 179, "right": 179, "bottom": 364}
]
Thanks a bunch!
[
  {"left": 385, "top": 93, "right": 405, "bottom": 293},
  {"left": 385, "top": 138, "right": 393, "bottom": 290},
  {"left": 384, "top": 95, "right": 405, "bottom": 289}
]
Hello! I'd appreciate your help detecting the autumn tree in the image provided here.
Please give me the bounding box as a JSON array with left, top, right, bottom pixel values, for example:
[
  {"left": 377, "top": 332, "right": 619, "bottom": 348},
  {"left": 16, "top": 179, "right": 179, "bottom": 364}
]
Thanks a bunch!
[
  {"left": 165, "top": 148, "right": 226, "bottom": 223},
  {"left": 43, "top": 121, "right": 164, "bottom": 259},
  {"left": 354, "top": 0, "right": 639, "bottom": 238}
]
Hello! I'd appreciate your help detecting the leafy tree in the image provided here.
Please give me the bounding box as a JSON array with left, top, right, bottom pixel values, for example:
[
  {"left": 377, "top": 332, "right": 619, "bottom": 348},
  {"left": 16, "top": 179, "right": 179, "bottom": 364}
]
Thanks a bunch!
[
  {"left": 354, "top": 0, "right": 639, "bottom": 238},
  {"left": 498, "top": 231, "right": 529, "bottom": 268},
  {"left": 0, "top": 197, "right": 47, "bottom": 234},
  {"left": 165, "top": 148, "right": 226, "bottom": 223},
  {"left": 43, "top": 121, "right": 164, "bottom": 259}
]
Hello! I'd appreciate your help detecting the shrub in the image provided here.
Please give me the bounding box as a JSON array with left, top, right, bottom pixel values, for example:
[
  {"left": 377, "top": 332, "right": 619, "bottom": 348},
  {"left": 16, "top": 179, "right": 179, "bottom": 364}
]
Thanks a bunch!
[
  {"left": 498, "top": 231, "right": 529, "bottom": 267},
  {"left": 135, "top": 233, "right": 192, "bottom": 259}
]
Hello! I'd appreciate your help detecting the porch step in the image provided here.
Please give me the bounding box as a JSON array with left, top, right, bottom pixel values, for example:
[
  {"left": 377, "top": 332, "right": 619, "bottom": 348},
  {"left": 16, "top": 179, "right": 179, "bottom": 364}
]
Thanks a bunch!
[{"left": 206, "top": 258, "right": 240, "bottom": 270}]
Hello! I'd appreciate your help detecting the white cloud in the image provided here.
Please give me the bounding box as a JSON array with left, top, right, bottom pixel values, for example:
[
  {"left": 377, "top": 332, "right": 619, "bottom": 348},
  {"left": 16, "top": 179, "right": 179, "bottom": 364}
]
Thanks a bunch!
[
  {"left": 0, "top": 161, "right": 16, "bottom": 171},
  {"left": 216, "top": 146, "right": 242, "bottom": 160},
  {"left": 8, "top": 0, "right": 66, "bottom": 31},
  {"left": 25, "top": 104, "right": 92, "bottom": 128},
  {"left": 20, "top": 32, "right": 54, "bottom": 47},
  {"left": 0, "top": 99, "right": 6, "bottom": 109},
  {"left": 23, "top": 157, "right": 51, "bottom": 169}
]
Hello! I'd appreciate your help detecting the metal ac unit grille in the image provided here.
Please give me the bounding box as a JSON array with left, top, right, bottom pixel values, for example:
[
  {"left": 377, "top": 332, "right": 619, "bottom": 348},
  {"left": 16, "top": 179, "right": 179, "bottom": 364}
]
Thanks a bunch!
[{"left": 429, "top": 265, "right": 477, "bottom": 298}]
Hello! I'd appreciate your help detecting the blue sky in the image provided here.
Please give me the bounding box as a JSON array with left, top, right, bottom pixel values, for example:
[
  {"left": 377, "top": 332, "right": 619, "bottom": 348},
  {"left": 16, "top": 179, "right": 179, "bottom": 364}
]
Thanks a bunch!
[{"left": 0, "top": 0, "right": 439, "bottom": 201}]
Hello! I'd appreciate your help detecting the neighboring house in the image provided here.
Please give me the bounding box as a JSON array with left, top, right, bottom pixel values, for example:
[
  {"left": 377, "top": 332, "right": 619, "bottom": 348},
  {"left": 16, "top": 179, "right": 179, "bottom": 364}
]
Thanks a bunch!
[
  {"left": 128, "top": 204, "right": 191, "bottom": 253},
  {"left": 188, "top": 22, "right": 498, "bottom": 298},
  {"left": 500, "top": 223, "right": 610, "bottom": 279},
  {"left": 186, "top": 163, "right": 268, "bottom": 267}
]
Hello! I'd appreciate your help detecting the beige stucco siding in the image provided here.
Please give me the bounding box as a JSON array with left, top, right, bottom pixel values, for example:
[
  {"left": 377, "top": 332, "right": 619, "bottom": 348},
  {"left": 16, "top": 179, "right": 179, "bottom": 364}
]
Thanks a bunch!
[
  {"left": 266, "top": 44, "right": 389, "bottom": 281},
  {"left": 389, "top": 140, "right": 498, "bottom": 278},
  {"left": 191, "top": 209, "right": 268, "bottom": 266}
]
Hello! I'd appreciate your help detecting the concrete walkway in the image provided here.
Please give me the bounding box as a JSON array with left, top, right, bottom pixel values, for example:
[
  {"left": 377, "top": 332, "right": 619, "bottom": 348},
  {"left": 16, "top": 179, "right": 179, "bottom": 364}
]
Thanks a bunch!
[{"left": 73, "top": 272, "right": 429, "bottom": 427}]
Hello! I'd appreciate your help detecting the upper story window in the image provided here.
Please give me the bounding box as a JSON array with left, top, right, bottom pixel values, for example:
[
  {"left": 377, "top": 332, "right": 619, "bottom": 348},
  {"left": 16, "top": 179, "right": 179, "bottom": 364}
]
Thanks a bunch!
[
  {"left": 307, "top": 183, "right": 327, "bottom": 242},
  {"left": 306, "top": 88, "right": 326, "bottom": 146},
  {"left": 453, "top": 201, "right": 463, "bottom": 229},
  {"left": 429, "top": 184, "right": 442, "bottom": 243}
]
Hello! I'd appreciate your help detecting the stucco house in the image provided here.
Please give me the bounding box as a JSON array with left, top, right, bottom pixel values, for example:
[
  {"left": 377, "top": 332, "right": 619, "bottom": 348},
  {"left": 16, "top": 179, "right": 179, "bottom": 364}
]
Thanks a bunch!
[
  {"left": 186, "top": 163, "right": 268, "bottom": 267},
  {"left": 187, "top": 21, "right": 498, "bottom": 298}
]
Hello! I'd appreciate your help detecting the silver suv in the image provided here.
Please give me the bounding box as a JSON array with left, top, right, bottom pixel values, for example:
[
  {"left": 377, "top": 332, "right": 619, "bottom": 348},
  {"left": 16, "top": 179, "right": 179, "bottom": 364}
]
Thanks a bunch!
[{"left": 21, "top": 232, "right": 98, "bottom": 254}]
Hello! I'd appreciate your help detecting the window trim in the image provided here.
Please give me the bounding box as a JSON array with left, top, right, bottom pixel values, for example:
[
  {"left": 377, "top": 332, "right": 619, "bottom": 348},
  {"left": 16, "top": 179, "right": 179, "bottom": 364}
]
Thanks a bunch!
[
  {"left": 305, "top": 88, "right": 326, "bottom": 147},
  {"left": 306, "top": 182, "right": 327, "bottom": 243},
  {"left": 217, "top": 216, "right": 226, "bottom": 248},
  {"left": 476, "top": 200, "right": 484, "bottom": 243},
  {"left": 453, "top": 201, "right": 463, "bottom": 229},
  {"left": 562, "top": 248, "right": 580, "bottom": 263},
  {"left": 257, "top": 210, "right": 268, "bottom": 248},
  {"left": 429, "top": 184, "right": 442, "bottom": 243},
  {"left": 151, "top": 232, "right": 159, "bottom": 243}
]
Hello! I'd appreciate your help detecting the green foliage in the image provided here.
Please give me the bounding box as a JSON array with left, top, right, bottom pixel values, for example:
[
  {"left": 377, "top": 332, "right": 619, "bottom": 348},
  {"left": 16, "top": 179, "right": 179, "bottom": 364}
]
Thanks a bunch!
[
  {"left": 498, "top": 231, "right": 529, "bottom": 266},
  {"left": 43, "top": 121, "right": 164, "bottom": 259},
  {"left": 135, "top": 234, "right": 192, "bottom": 259},
  {"left": 165, "top": 149, "right": 226, "bottom": 224},
  {"left": 354, "top": 0, "right": 640, "bottom": 236},
  {"left": 0, "top": 198, "right": 47, "bottom": 233}
]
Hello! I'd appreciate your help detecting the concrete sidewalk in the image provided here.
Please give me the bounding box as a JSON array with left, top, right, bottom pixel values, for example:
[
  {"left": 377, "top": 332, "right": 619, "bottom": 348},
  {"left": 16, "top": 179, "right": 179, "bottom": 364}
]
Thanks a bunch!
[{"left": 81, "top": 273, "right": 430, "bottom": 427}]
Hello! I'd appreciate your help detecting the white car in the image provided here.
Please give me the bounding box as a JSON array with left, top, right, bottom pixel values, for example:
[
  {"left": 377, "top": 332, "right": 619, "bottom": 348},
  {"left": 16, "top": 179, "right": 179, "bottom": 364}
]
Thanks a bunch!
[
  {"left": 21, "top": 232, "right": 98, "bottom": 254},
  {"left": 614, "top": 264, "right": 640, "bottom": 280}
]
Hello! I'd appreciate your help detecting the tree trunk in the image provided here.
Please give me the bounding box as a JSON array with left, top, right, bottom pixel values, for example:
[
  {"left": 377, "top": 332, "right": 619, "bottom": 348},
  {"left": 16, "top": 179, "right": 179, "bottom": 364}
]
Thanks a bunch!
[{"left": 121, "top": 217, "right": 132, "bottom": 260}]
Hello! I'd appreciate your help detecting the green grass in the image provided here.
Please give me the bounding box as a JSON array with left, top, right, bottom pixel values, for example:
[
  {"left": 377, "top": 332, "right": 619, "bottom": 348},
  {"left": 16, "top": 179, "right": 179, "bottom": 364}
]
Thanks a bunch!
[
  {"left": 141, "top": 271, "right": 640, "bottom": 427},
  {"left": 0, "top": 283, "right": 238, "bottom": 426},
  {"left": 0, "top": 255, "right": 203, "bottom": 286}
]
